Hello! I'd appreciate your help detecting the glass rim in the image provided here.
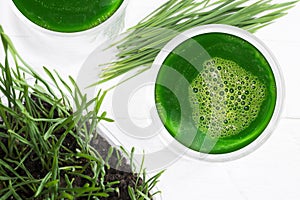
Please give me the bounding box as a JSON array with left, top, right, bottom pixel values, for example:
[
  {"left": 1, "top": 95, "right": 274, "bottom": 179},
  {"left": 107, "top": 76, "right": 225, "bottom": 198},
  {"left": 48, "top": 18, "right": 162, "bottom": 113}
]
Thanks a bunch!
[
  {"left": 151, "top": 24, "right": 285, "bottom": 162},
  {"left": 8, "top": 0, "right": 129, "bottom": 37}
]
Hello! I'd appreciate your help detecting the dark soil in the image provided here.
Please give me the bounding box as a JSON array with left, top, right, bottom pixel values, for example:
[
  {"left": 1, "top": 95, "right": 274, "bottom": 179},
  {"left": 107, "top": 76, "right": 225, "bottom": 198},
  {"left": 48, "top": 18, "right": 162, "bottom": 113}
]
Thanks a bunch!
[{"left": 0, "top": 96, "right": 147, "bottom": 200}]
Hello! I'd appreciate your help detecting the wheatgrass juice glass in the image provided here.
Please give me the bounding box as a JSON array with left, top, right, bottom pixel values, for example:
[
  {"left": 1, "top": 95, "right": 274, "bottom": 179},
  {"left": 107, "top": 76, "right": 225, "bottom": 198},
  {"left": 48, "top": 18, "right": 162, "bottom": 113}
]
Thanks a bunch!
[
  {"left": 9, "top": 0, "right": 128, "bottom": 40},
  {"left": 152, "top": 24, "right": 284, "bottom": 161}
]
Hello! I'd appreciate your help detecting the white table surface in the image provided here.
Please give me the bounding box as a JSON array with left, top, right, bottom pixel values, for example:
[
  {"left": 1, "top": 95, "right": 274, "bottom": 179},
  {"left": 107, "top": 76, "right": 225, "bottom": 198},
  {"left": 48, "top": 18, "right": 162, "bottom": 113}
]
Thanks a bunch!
[{"left": 1, "top": 1, "right": 300, "bottom": 200}]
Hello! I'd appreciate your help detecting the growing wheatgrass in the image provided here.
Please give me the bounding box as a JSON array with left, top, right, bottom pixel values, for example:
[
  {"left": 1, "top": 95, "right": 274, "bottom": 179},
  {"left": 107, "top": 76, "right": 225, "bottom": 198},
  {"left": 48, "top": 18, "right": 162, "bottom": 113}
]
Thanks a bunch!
[
  {"left": 0, "top": 26, "right": 162, "bottom": 200},
  {"left": 99, "top": 0, "right": 299, "bottom": 83}
]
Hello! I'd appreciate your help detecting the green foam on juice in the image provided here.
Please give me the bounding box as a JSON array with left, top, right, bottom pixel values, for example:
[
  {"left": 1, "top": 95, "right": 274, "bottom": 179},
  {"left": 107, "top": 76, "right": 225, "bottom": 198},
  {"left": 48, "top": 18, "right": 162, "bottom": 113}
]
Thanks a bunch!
[
  {"left": 155, "top": 32, "right": 277, "bottom": 154},
  {"left": 12, "top": 0, "right": 124, "bottom": 32},
  {"left": 189, "top": 57, "right": 266, "bottom": 138}
]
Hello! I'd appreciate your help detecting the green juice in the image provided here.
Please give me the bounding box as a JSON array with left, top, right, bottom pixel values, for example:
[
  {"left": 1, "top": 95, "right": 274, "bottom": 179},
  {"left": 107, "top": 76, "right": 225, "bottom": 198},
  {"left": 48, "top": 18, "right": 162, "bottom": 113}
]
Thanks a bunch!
[
  {"left": 155, "top": 33, "right": 277, "bottom": 154},
  {"left": 12, "top": 0, "right": 124, "bottom": 32}
]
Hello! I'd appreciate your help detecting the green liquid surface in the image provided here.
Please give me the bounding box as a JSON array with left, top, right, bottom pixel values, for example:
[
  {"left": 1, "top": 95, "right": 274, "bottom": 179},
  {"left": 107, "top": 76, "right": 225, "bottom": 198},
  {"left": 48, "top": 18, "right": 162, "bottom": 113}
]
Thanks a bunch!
[
  {"left": 155, "top": 33, "right": 277, "bottom": 154},
  {"left": 12, "top": 0, "right": 124, "bottom": 32}
]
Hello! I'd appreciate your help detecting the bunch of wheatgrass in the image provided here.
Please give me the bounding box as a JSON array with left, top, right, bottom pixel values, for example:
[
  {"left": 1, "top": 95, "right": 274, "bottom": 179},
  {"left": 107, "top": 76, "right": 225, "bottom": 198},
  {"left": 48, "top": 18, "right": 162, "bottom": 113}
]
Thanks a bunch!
[
  {"left": 99, "top": 0, "right": 299, "bottom": 83},
  {"left": 0, "top": 26, "right": 162, "bottom": 200}
]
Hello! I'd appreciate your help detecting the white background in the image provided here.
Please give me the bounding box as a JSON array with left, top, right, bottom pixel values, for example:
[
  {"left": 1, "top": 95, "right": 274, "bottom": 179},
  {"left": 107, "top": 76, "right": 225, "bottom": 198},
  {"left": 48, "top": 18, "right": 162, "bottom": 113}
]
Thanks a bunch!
[{"left": 1, "top": 0, "right": 300, "bottom": 199}]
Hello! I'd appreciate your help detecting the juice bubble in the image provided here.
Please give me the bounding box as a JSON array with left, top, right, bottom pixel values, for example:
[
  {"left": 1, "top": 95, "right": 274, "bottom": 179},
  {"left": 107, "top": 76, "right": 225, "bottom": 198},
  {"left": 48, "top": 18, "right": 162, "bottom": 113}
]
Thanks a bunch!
[{"left": 189, "top": 57, "right": 266, "bottom": 138}]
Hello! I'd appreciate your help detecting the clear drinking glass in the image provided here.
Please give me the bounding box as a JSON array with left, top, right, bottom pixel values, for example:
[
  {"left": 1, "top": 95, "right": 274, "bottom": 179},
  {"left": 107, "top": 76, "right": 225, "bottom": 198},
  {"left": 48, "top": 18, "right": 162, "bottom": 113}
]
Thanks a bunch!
[
  {"left": 151, "top": 24, "right": 284, "bottom": 162},
  {"left": 8, "top": 0, "right": 129, "bottom": 40}
]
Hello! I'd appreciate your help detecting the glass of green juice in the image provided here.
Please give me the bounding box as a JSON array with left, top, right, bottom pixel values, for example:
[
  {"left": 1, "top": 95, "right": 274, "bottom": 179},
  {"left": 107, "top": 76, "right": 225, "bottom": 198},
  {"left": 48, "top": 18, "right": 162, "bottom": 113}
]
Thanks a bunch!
[
  {"left": 9, "top": 0, "right": 128, "bottom": 37},
  {"left": 152, "top": 24, "right": 284, "bottom": 161}
]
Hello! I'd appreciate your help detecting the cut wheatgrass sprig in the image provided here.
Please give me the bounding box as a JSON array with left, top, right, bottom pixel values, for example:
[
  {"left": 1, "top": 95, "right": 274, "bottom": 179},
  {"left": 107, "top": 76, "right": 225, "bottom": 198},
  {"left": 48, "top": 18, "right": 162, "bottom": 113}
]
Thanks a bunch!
[
  {"left": 0, "top": 26, "right": 162, "bottom": 200},
  {"left": 99, "top": 0, "right": 299, "bottom": 83}
]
